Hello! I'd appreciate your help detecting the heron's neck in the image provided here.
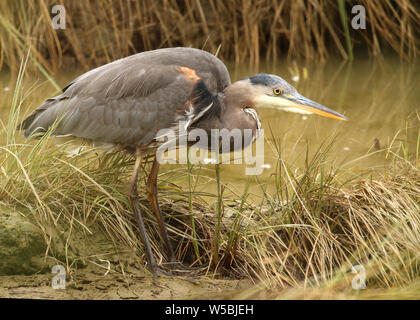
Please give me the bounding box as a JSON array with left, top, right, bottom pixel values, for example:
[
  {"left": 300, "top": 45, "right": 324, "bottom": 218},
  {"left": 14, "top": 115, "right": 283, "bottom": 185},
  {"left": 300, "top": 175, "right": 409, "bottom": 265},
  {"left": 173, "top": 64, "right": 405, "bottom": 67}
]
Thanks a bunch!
[{"left": 223, "top": 80, "right": 254, "bottom": 109}]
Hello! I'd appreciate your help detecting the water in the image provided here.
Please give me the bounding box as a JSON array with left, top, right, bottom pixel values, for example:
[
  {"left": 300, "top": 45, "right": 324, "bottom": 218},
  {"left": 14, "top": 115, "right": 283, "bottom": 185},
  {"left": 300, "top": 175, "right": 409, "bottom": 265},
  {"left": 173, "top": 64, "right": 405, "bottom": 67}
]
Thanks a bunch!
[{"left": 1, "top": 58, "right": 419, "bottom": 199}]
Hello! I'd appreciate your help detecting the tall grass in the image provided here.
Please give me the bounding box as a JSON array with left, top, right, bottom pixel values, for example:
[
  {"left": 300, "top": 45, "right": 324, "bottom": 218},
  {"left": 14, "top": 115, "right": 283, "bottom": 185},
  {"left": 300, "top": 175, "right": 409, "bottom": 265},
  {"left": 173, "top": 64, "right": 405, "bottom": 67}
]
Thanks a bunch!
[
  {"left": 0, "top": 0, "right": 419, "bottom": 73},
  {"left": 1, "top": 56, "right": 419, "bottom": 299}
]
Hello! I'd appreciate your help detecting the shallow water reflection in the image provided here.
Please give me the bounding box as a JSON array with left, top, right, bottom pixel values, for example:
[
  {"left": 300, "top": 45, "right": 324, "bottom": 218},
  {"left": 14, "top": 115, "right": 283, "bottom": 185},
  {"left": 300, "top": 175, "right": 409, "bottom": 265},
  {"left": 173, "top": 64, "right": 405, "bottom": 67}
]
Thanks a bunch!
[{"left": 0, "top": 57, "right": 418, "bottom": 199}]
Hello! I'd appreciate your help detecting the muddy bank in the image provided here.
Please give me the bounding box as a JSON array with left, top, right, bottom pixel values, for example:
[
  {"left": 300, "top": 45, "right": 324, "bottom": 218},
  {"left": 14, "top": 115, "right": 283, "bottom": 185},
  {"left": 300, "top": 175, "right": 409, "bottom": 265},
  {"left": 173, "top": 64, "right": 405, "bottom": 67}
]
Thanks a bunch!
[
  {"left": 0, "top": 207, "right": 47, "bottom": 275},
  {"left": 0, "top": 264, "right": 251, "bottom": 299},
  {"left": 0, "top": 204, "right": 252, "bottom": 299}
]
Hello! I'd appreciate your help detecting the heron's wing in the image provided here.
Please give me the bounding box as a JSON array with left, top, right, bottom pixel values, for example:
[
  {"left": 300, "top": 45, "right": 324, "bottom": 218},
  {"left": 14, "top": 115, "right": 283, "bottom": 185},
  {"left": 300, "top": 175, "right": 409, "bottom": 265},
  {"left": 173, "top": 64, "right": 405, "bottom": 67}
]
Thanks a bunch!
[
  {"left": 20, "top": 64, "right": 202, "bottom": 145},
  {"left": 63, "top": 47, "right": 230, "bottom": 95},
  {"left": 20, "top": 48, "right": 231, "bottom": 146}
]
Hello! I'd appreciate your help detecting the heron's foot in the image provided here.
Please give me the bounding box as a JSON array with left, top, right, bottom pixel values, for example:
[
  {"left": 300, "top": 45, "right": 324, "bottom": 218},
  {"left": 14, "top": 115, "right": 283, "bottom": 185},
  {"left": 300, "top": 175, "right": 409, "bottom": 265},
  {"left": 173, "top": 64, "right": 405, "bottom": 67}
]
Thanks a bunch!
[
  {"left": 149, "top": 264, "right": 201, "bottom": 283},
  {"left": 162, "top": 261, "right": 209, "bottom": 273}
]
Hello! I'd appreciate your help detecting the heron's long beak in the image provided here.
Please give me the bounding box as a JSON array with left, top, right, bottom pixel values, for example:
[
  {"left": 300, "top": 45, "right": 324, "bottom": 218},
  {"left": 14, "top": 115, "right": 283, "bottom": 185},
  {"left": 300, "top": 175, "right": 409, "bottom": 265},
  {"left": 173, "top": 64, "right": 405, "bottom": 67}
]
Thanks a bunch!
[{"left": 280, "top": 93, "right": 348, "bottom": 121}]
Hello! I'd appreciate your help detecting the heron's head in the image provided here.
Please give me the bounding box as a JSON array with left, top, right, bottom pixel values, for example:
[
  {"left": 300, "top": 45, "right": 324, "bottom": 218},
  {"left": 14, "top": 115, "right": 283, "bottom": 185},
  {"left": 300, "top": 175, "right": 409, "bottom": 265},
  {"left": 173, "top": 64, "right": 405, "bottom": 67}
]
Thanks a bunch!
[{"left": 226, "top": 73, "right": 348, "bottom": 121}]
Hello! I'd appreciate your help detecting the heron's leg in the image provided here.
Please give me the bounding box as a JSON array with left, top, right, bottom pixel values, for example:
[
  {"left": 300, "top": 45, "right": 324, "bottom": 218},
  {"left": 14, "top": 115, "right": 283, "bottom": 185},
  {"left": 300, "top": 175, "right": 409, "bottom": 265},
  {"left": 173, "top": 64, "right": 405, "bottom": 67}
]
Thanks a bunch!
[
  {"left": 129, "top": 154, "right": 202, "bottom": 281},
  {"left": 146, "top": 157, "right": 177, "bottom": 263},
  {"left": 147, "top": 157, "right": 208, "bottom": 273},
  {"left": 129, "top": 153, "right": 159, "bottom": 281}
]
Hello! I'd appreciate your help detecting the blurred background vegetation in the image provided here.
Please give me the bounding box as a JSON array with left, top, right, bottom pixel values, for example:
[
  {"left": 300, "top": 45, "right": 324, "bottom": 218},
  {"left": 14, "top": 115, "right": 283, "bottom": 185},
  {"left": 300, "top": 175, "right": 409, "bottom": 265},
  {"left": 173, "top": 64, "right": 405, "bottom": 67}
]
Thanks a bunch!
[{"left": 1, "top": 0, "right": 420, "bottom": 74}]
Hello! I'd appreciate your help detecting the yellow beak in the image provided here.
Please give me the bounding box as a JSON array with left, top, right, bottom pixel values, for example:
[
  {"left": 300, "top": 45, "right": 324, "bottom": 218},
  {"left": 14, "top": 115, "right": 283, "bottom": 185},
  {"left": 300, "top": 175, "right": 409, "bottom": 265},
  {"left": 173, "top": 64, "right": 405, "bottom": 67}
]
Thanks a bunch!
[{"left": 281, "top": 93, "right": 348, "bottom": 121}]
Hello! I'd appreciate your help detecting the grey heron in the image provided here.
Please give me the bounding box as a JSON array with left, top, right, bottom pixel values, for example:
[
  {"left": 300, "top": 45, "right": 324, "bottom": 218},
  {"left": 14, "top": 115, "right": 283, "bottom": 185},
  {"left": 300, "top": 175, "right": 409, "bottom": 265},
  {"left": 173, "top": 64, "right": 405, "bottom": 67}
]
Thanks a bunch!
[{"left": 19, "top": 47, "right": 347, "bottom": 280}]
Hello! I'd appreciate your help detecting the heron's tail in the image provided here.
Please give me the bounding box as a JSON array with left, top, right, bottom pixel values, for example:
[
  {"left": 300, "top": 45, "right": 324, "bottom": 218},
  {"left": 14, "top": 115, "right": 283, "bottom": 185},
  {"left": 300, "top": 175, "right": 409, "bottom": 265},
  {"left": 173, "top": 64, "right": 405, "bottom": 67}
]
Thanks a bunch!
[{"left": 17, "top": 96, "right": 66, "bottom": 138}]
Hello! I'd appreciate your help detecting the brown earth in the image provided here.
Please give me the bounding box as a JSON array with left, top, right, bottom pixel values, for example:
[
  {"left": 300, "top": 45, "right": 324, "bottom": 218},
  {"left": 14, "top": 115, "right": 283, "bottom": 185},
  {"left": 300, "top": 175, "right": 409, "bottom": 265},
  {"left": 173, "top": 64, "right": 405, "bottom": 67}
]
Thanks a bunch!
[
  {"left": 0, "top": 205, "right": 252, "bottom": 300},
  {"left": 0, "top": 263, "right": 252, "bottom": 300}
]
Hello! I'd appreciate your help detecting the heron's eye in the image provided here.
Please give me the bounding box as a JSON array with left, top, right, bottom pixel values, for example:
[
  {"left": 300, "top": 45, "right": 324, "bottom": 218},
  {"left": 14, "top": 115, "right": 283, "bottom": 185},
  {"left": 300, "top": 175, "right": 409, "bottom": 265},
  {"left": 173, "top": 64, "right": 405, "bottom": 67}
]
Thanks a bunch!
[{"left": 273, "top": 88, "right": 282, "bottom": 95}]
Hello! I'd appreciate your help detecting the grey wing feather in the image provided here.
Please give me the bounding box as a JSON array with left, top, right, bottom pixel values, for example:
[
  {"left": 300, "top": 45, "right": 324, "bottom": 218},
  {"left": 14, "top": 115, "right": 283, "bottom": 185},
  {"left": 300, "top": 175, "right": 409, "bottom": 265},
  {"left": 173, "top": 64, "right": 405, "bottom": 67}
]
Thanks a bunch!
[
  {"left": 63, "top": 47, "right": 230, "bottom": 96},
  {"left": 22, "top": 65, "right": 192, "bottom": 145},
  {"left": 19, "top": 48, "right": 231, "bottom": 146}
]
